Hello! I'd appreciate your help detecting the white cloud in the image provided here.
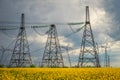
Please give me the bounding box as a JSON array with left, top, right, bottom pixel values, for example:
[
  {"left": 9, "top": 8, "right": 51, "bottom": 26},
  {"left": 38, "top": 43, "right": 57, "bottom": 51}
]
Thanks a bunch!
[
  {"left": 110, "top": 41, "right": 120, "bottom": 52},
  {"left": 28, "top": 34, "right": 74, "bottom": 47},
  {"left": 34, "top": 35, "right": 47, "bottom": 44},
  {"left": 59, "top": 36, "right": 74, "bottom": 47}
]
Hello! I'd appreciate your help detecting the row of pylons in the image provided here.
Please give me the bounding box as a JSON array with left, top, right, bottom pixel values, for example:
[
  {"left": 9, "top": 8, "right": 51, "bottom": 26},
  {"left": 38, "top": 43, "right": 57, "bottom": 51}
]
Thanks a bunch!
[{"left": 9, "top": 6, "right": 100, "bottom": 68}]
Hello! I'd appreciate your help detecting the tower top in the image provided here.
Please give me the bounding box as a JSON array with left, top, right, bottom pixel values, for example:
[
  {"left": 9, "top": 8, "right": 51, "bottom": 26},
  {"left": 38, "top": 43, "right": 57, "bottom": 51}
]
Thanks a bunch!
[
  {"left": 21, "top": 13, "right": 25, "bottom": 29},
  {"left": 86, "top": 6, "right": 90, "bottom": 24},
  {"left": 50, "top": 24, "right": 55, "bottom": 27}
]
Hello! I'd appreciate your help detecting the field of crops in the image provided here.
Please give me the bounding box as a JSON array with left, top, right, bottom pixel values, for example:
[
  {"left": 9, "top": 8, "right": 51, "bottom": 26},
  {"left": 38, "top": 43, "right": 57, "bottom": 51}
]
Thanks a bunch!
[{"left": 0, "top": 68, "right": 120, "bottom": 80}]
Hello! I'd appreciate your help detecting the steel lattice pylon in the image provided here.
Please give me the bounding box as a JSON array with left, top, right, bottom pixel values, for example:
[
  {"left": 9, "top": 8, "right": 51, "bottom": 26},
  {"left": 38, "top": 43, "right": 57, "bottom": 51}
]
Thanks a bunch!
[
  {"left": 41, "top": 24, "right": 64, "bottom": 67},
  {"left": 78, "top": 6, "right": 100, "bottom": 67},
  {"left": 9, "top": 13, "right": 32, "bottom": 67}
]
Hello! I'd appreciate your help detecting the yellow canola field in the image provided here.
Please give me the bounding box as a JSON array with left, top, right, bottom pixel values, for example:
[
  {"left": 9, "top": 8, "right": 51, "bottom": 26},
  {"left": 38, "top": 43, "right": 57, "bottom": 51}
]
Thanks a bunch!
[{"left": 0, "top": 68, "right": 120, "bottom": 80}]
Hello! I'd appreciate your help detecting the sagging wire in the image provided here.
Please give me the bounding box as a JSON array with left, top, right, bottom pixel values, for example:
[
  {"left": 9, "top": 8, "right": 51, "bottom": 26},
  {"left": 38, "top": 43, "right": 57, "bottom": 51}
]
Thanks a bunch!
[
  {"left": 0, "top": 26, "right": 19, "bottom": 30},
  {"left": 2, "top": 30, "right": 12, "bottom": 38},
  {"left": 66, "top": 25, "right": 85, "bottom": 37},
  {"left": 0, "top": 25, "right": 19, "bottom": 38},
  {"left": 31, "top": 47, "right": 45, "bottom": 53},
  {"left": 31, "top": 27, "right": 49, "bottom": 49},
  {"left": 32, "top": 28, "right": 46, "bottom": 36},
  {"left": 1, "top": 30, "right": 18, "bottom": 39},
  {"left": 31, "top": 25, "right": 50, "bottom": 36},
  {"left": 69, "top": 25, "right": 75, "bottom": 33}
]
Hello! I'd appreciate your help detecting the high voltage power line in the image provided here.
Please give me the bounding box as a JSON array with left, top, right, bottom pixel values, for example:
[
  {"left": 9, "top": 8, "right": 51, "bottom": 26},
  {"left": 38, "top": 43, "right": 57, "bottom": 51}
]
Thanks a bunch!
[{"left": 0, "top": 6, "right": 102, "bottom": 68}]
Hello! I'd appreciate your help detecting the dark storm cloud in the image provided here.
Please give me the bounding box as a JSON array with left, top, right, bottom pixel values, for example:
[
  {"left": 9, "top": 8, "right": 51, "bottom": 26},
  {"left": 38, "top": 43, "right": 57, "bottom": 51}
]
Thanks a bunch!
[
  {"left": 0, "top": 0, "right": 56, "bottom": 22},
  {"left": 103, "top": 0, "right": 120, "bottom": 41}
]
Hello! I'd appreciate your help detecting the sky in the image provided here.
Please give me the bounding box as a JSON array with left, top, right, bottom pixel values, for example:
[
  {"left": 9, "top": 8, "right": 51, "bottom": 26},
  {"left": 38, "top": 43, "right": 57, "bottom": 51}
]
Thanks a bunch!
[{"left": 0, "top": 0, "right": 120, "bottom": 67}]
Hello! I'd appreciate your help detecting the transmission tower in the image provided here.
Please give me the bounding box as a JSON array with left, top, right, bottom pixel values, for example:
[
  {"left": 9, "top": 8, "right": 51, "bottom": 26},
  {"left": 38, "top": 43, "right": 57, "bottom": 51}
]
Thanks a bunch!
[
  {"left": 101, "top": 43, "right": 110, "bottom": 67},
  {"left": 9, "top": 13, "right": 32, "bottom": 67},
  {"left": 78, "top": 6, "right": 100, "bottom": 67},
  {"left": 107, "top": 55, "right": 110, "bottom": 67},
  {"left": 0, "top": 46, "right": 12, "bottom": 65},
  {"left": 61, "top": 45, "right": 72, "bottom": 67},
  {"left": 41, "top": 24, "right": 64, "bottom": 67},
  {"left": 104, "top": 45, "right": 109, "bottom": 67}
]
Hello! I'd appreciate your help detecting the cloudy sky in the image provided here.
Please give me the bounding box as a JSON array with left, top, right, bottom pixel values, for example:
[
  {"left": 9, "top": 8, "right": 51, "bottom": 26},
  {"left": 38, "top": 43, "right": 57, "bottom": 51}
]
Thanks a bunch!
[{"left": 0, "top": 0, "right": 120, "bottom": 67}]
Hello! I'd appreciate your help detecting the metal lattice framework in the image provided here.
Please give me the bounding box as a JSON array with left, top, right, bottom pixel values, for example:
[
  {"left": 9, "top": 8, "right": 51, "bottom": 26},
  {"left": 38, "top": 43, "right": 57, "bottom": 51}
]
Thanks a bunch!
[
  {"left": 101, "top": 43, "right": 110, "bottom": 67},
  {"left": 78, "top": 6, "right": 100, "bottom": 67},
  {"left": 9, "top": 13, "right": 32, "bottom": 67},
  {"left": 41, "top": 24, "right": 64, "bottom": 67}
]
